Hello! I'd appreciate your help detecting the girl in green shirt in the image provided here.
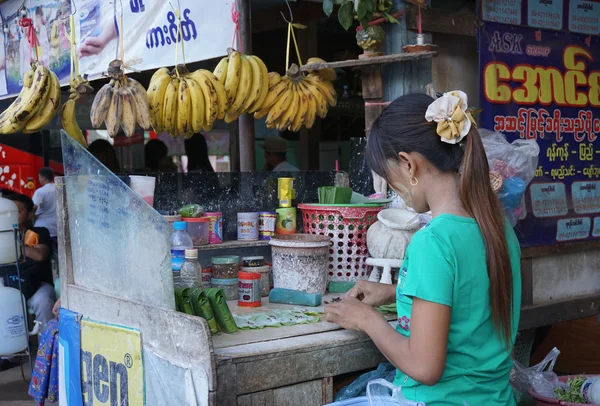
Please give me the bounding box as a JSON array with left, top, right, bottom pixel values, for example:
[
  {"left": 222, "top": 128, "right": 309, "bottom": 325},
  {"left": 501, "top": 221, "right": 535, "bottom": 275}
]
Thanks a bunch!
[{"left": 325, "top": 92, "right": 521, "bottom": 406}]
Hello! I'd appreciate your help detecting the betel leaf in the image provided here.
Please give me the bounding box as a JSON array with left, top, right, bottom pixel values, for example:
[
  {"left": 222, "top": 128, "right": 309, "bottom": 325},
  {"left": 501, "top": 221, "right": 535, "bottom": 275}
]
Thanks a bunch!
[
  {"left": 383, "top": 11, "right": 399, "bottom": 24},
  {"left": 338, "top": 1, "right": 355, "bottom": 30},
  {"left": 323, "top": 0, "right": 334, "bottom": 16},
  {"left": 357, "top": 0, "right": 368, "bottom": 20}
]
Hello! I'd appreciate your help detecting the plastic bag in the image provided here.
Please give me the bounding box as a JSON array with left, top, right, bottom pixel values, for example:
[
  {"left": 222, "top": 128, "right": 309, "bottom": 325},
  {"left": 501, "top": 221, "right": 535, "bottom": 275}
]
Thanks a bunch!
[
  {"left": 479, "top": 128, "right": 540, "bottom": 227},
  {"left": 366, "top": 379, "right": 426, "bottom": 406},
  {"left": 335, "top": 363, "right": 397, "bottom": 401},
  {"left": 510, "top": 347, "right": 567, "bottom": 398}
]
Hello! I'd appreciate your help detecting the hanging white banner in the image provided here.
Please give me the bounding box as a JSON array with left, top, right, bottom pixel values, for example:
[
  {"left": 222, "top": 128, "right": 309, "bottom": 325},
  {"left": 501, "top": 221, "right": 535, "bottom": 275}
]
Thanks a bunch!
[{"left": 0, "top": 0, "right": 236, "bottom": 99}]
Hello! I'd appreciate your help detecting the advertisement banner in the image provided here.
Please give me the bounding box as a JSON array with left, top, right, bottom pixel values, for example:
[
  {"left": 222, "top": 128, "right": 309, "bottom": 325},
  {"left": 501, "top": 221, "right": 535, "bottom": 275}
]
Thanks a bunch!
[
  {"left": 479, "top": 19, "right": 600, "bottom": 246},
  {"left": 80, "top": 319, "right": 144, "bottom": 405},
  {"left": 0, "top": 0, "right": 235, "bottom": 99}
]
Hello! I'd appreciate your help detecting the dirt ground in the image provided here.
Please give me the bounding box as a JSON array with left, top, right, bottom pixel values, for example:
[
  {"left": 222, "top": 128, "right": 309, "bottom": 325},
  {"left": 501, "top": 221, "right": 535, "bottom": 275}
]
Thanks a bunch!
[{"left": 0, "top": 360, "right": 35, "bottom": 406}]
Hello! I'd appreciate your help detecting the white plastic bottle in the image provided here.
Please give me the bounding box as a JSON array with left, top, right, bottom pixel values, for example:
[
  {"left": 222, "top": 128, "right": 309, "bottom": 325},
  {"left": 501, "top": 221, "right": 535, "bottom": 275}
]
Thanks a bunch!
[
  {"left": 0, "top": 279, "right": 28, "bottom": 354},
  {"left": 581, "top": 377, "right": 600, "bottom": 404},
  {"left": 180, "top": 249, "right": 201, "bottom": 288},
  {"left": 170, "top": 222, "right": 193, "bottom": 287}
]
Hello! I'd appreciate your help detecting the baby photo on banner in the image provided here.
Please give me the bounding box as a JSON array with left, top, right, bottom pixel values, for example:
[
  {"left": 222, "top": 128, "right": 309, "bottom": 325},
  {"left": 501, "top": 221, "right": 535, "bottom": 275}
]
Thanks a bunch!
[{"left": 0, "top": 0, "right": 71, "bottom": 95}]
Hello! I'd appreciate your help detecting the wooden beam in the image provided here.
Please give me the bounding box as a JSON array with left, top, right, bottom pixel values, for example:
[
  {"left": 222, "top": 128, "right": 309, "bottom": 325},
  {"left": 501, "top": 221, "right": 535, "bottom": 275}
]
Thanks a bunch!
[
  {"left": 522, "top": 240, "right": 600, "bottom": 258},
  {"left": 519, "top": 293, "right": 600, "bottom": 330},
  {"left": 300, "top": 51, "right": 436, "bottom": 71},
  {"left": 405, "top": 4, "right": 476, "bottom": 37},
  {"left": 237, "top": 0, "right": 256, "bottom": 172}
]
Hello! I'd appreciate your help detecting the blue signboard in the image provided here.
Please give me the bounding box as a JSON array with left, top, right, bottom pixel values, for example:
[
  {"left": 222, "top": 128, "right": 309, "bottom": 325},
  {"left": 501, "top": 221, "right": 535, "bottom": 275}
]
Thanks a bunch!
[{"left": 479, "top": 11, "right": 600, "bottom": 246}]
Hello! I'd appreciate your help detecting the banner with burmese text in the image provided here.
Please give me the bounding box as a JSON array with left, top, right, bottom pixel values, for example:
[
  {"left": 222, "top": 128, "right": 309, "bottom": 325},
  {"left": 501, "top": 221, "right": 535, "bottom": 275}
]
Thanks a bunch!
[
  {"left": 479, "top": 20, "right": 600, "bottom": 246},
  {"left": 0, "top": 0, "right": 235, "bottom": 99}
]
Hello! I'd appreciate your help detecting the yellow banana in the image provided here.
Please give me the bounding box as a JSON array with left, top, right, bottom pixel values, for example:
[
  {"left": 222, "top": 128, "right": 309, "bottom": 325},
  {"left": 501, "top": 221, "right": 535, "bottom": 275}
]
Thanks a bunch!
[
  {"left": 11, "top": 64, "right": 51, "bottom": 124},
  {"left": 278, "top": 83, "right": 300, "bottom": 131},
  {"left": 147, "top": 70, "right": 172, "bottom": 131},
  {"left": 265, "top": 85, "right": 294, "bottom": 129},
  {"left": 224, "top": 111, "right": 240, "bottom": 124},
  {"left": 126, "top": 77, "right": 152, "bottom": 130},
  {"left": 307, "top": 74, "right": 337, "bottom": 106},
  {"left": 224, "top": 50, "right": 241, "bottom": 104},
  {"left": 228, "top": 56, "right": 252, "bottom": 115},
  {"left": 61, "top": 98, "right": 87, "bottom": 147},
  {"left": 306, "top": 57, "right": 337, "bottom": 82},
  {"left": 162, "top": 78, "right": 179, "bottom": 135},
  {"left": 90, "top": 80, "right": 115, "bottom": 128},
  {"left": 24, "top": 71, "right": 61, "bottom": 133},
  {"left": 253, "top": 78, "right": 290, "bottom": 120},
  {"left": 119, "top": 87, "right": 137, "bottom": 138},
  {"left": 184, "top": 77, "right": 205, "bottom": 133},
  {"left": 150, "top": 67, "right": 170, "bottom": 84},
  {"left": 105, "top": 80, "right": 123, "bottom": 137},
  {"left": 298, "top": 81, "right": 317, "bottom": 129},
  {"left": 242, "top": 55, "right": 262, "bottom": 113},
  {"left": 304, "top": 79, "right": 329, "bottom": 118},
  {"left": 196, "top": 70, "right": 227, "bottom": 120},
  {"left": 177, "top": 79, "right": 192, "bottom": 137},
  {"left": 268, "top": 72, "right": 282, "bottom": 89},
  {"left": 247, "top": 56, "right": 269, "bottom": 113},
  {"left": 23, "top": 69, "right": 35, "bottom": 88},
  {"left": 213, "top": 57, "right": 228, "bottom": 84},
  {"left": 189, "top": 71, "right": 218, "bottom": 129}
]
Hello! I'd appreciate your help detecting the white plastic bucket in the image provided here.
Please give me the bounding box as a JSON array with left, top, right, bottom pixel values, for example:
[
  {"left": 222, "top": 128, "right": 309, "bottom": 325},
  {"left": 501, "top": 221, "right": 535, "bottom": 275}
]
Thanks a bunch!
[
  {"left": 269, "top": 234, "right": 330, "bottom": 294},
  {"left": 129, "top": 175, "right": 156, "bottom": 207}
]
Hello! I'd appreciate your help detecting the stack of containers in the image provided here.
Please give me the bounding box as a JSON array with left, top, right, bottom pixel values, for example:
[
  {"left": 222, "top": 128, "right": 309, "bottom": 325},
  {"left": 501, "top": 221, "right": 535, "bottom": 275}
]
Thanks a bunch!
[
  {"left": 275, "top": 178, "right": 296, "bottom": 235},
  {"left": 211, "top": 256, "right": 240, "bottom": 301},
  {"left": 240, "top": 256, "right": 270, "bottom": 299}
]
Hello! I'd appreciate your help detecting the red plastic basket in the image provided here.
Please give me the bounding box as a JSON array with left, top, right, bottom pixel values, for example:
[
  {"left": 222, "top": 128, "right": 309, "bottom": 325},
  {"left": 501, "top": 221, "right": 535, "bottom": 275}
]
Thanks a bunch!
[
  {"left": 528, "top": 375, "right": 600, "bottom": 406},
  {"left": 298, "top": 204, "right": 383, "bottom": 283}
]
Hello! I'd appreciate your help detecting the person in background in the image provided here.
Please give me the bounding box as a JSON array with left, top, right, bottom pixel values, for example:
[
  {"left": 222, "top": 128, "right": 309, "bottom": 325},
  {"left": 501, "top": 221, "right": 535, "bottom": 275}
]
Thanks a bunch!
[
  {"left": 0, "top": 193, "right": 55, "bottom": 329},
  {"left": 32, "top": 168, "right": 57, "bottom": 254},
  {"left": 145, "top": 139, "right": 170, "bottom": 172},
  {"left": 88, "top": 139, "right": 121, "bottom": 173},
  {"left": 184, "top": 133, "right": 214, "bottom": 173},
  {"left": 262, "top": 135, "right": 299, "bottom": 172}
]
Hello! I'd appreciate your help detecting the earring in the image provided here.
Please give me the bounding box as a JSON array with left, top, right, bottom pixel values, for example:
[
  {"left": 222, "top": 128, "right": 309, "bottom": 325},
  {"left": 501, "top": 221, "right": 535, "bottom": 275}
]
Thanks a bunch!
[{"left": 410, "top": 176, "right": 418, "bottom": 186}]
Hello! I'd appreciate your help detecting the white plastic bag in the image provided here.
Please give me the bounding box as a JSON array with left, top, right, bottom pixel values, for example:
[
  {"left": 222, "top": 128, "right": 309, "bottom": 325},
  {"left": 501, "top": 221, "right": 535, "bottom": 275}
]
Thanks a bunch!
[
  {"left": 366, "top": 379, "right": 426, "bottom": 406},
  {"left": 510, "top": 347, "right": 567, "bottom": 398}
]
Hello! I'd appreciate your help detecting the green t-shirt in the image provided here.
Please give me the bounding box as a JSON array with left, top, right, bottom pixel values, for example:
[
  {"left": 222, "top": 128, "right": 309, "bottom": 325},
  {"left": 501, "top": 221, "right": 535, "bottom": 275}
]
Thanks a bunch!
[{"left": 394, "top": 214, "right": 521, "bottom": 406}]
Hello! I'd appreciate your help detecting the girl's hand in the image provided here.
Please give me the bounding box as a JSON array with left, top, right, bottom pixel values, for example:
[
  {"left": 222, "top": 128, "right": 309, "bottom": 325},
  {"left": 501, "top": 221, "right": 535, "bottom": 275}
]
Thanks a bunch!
[
  {"left": 52, "top": 299, "right": 61, "bottom": 318},
  {"left": 325, "top": 297, "right": 383, "bottom": 332},
  {"left": 346, "top": 280, "right": 396, "bottom": 307}
]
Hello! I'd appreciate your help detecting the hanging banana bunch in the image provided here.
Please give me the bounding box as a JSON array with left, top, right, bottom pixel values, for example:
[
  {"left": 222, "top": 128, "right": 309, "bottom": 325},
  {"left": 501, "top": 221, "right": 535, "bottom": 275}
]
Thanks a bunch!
[
  {"left": 90, "top": 59, "right": 152, "bottom": 138},
  {"left": 212, "top": 48, "right": 270, "bottom": 124},
  {"left": 0, "top": 61, "right": 61, "bottom": 135},
  {"left": 61, "top": 74, "right": 93, "bottom": 148},
  {"left": 147, "top": 64, "right": 228, "bottom": 138},
  {"left": 253, "top": 62, "right": 337, "bottom": 132}
]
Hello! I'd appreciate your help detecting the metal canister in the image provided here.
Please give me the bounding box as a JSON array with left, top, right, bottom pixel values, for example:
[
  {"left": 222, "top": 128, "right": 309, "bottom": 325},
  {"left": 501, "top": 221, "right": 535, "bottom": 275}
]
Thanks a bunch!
[
  {"left": 204, "top": 212, "right": 222, "bottom": 244},
  {"left": 237, "top": 212, "right": 259, "bottom": 241},
  {"left": 277, "top": 178, "right": 295, "bottom": 208},
  {"left": 258, "top": 212, "right": 277, "bottom": 240},
  {"left": 275, "top": 208, "right": 296, "bottom": 234}
]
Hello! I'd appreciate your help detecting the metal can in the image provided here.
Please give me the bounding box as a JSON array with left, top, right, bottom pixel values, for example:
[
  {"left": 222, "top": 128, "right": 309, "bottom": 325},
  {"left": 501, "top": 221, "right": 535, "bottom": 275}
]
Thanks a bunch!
[
  {"left": 275, "top": 208, "right": 296, "bottom": 234},
  {"left": 277, "top": 178, "right": 295, "bottom": 208},
  {"left": 238, "top": 271, "right": 262, "bottom": 307},
  {"left": 204, "top": 212, "right": 222, "bottom": 244},
  {"left": 258, "top": 212, "right": 277, "bottom": 240},
  {"left": 237, "top": 212, "right": 259, "bottom": 241}
]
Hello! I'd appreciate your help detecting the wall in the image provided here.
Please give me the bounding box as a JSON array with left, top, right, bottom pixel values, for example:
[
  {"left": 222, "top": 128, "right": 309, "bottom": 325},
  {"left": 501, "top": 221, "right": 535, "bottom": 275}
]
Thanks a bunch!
[{"left": 431, "top": 33, "right": 479, "bottom": 106}]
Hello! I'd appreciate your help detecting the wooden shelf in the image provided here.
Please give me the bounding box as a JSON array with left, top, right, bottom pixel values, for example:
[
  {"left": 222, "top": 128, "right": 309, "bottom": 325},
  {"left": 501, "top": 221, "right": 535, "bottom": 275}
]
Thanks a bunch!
[
  {"left": 195, "top": 240, "right": 270, "bottom": 251},
  {"left": 299, "top": 51, "right": 437, "bottom": 71}
]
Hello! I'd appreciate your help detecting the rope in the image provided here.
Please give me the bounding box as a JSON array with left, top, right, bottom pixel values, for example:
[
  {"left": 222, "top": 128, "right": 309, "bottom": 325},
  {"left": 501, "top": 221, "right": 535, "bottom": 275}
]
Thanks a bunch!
[{"left": 231, "top": 2, "right": 241, "bottom": 51}]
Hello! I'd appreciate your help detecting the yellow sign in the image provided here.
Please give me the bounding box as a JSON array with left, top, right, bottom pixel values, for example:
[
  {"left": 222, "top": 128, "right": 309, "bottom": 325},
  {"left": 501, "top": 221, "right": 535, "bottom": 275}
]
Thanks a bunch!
[{"left": 81, "top": 319, "right": 144, "bottom": 406}]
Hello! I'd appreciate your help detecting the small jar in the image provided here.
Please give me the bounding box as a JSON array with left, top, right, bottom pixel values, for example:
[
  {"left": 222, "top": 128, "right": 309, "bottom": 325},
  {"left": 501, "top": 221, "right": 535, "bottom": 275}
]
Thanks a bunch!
[
  {"left": 259, "top": 212, "right": 277, "bottom": 240},
  {"left": 204, "top": 212, "right": 223, "bottom": 244},
  {"left": 242, "top": 256, "right": 265, "bottom": 268},
  {"left": 211, "top": 255, "right": 240, "bottom": 279},
  {"left": 241, "top": 265, "right": 270, "bottom": 297},
  {"left": 238, "top": 271, "right": 262, "bottom": 307},
  {"left": 237, "top": 212, "right": 259, "bottom": 241},
  {"left": 200, "top": 267, "right": 212, "bottom": 289},
  {"left": 211, "top": 278, "right": 238, "bottom": 301}
]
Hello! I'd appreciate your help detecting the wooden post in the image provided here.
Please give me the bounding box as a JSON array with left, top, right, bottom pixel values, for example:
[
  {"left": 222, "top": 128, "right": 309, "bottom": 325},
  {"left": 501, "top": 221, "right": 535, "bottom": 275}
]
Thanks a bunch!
[{"left": 237, "top": 0, "right": 256, "bottom": 172}]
